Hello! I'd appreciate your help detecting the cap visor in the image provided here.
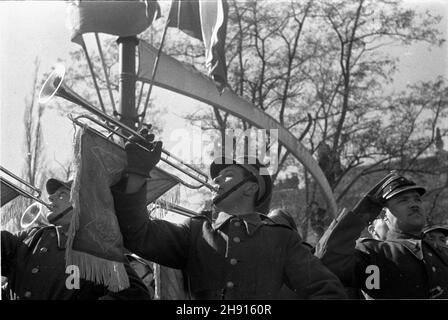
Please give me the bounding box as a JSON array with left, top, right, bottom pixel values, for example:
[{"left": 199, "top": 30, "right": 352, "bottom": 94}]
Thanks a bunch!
[{"left": 385, "top": 185, "right": 426, "bottom": 200}]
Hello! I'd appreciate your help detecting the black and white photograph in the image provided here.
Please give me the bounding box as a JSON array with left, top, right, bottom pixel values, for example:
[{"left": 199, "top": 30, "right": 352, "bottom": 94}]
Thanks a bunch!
[{"left": 0, "top": 0, "right": 447, "bottom": 308}]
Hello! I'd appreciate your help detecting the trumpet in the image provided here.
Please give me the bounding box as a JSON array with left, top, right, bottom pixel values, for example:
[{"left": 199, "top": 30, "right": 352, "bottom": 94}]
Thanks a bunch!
[
  {"left": 39, "top": 64, "right": 217, "bottom": 192},
  {"left": 154, "top": 199, "right": 198, "bottom": 218},
  {"left": 20, "top": 202, "right": 51, "bottom": 229},
  {"left": 0, "top": 166, "right": 51, "bottom": 229},
  {"left": 0, "top": 166, "right": 51, "bottom": 209}
]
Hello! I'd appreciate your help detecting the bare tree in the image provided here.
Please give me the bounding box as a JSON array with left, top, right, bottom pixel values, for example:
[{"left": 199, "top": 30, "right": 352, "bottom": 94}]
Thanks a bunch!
[
  {"left": 23, "top": 57, "right": 46, "bottom": 189},
  {"left": 1, "top": 57, "right": 47, "bottom": 231}
]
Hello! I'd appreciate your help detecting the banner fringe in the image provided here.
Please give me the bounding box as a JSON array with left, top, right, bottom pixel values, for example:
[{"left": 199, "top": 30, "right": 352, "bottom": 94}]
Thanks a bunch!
[{"left": 67, "top": 250, "right": 130, "bottom": 292}]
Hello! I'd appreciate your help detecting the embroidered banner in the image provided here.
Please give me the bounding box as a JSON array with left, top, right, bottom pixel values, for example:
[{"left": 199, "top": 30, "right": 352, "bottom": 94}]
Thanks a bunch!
[{"left": 66, "top": 127, "right": 178, "bottom": 291}]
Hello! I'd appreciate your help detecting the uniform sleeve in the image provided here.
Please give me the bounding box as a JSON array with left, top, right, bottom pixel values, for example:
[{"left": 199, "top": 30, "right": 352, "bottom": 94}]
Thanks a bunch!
[
  {"left": 284, "top": 233, "right": 348, "bottom": 299},
  {"left": 314, "top": 209, "right": 372, "bottom": 287},
  {"left": 111, "top": 181, "right": 191, "bottom": 269},
  {"left": 1, "top": 230, "right": 27, "bottom": 277}
]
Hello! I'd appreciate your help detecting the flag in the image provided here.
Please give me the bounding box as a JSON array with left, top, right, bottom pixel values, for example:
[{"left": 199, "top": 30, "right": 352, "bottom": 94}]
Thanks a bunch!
[
  {"left": 0, "top": 177, "right": 21, "bottom": 207},
  {"left": 67, "top": 0, "right": 161, "bottom": 45},
  {"left": 167, "top": 0, "right": 228, "bottom": 91},
  {"left": 66, "top": 126, "right": 179, "bottom": 292}
]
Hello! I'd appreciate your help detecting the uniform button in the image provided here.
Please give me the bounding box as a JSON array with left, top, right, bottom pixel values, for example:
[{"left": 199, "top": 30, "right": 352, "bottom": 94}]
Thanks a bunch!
[
  {"left": 31, "top": 267, "right": 39, "bottom": 274},
  {"left": 24, "top": 291, "right": 32, "bottom": 298},
  {"left": 432, "top": 266, "right": 437, "bottom": 272},
  {"left": 230, "top": 258, "right": 238, "bottom": 265},
  {"left": 233, "top": 237, "right": 241, "bottom": 243},
  {"left": 49, "top": 232, "right": 56, "bottom": 237},
  {"left": 40, "top": 247, "right": 47, "bottom": 253},
  {"left": 226, "top": 281, "right": 234, "bottom": 288},
  {"left": 428, "top": 252, "right": 433, "bottom": 257},
  {"left": 234, "top": 221, "right": 241, "bottom": 227}
]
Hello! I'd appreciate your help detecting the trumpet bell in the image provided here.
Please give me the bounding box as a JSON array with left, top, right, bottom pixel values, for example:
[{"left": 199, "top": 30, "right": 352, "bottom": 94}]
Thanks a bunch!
[
  {"left": 39, "top": 64, "right": 66, "bottom": 104},
  {"left": 20, "top": 202, "right": 50, "bottom": 229}
]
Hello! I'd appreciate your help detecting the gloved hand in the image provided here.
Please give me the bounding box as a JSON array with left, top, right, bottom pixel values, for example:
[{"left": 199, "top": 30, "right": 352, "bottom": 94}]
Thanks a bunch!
[
  {"left": 124, "top": 128, "right": 162, "bottom": 178},
  {"left": 352, "top": 171, "right": 397, "bottom": 224}
]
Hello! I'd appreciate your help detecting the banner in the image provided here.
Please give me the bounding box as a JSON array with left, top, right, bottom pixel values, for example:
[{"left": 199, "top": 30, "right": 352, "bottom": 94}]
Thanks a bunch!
[
  {"left": 66, "top": 127, "right": 178, "bottom": 291},
  {"left": 167, "top": 0, "right": 228, "bottom": 91},
  {"left": 67, "top": 0, "right": 161, "bottom": 45}
]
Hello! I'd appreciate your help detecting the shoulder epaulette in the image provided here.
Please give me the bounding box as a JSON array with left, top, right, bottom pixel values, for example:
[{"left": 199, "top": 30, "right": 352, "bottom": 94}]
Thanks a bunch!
[{"left": 261, "top": 218, "right": 296, "bottom": 231}]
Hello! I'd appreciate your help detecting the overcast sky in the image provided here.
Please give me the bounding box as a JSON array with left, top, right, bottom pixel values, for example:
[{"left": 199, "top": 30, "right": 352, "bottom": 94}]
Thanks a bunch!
[{"left": 1, "top": 0, "right": 447, "bottom": 187}]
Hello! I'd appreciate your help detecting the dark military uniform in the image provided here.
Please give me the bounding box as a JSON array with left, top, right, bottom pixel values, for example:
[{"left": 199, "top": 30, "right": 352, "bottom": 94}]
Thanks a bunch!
[
  {"left": 315, "top": 209, "right": 448, "bottom": 299},
  {"left": 1, "top": 225, "right": 150, "bottom": 300},
  {"left": 112, "top": 184, "right": 348, "bottom": 300}
]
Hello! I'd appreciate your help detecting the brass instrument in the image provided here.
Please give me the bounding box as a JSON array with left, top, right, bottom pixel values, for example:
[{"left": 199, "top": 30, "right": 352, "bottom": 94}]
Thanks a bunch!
[
  {"left": 39, "top": 64, "right": 217, "bottom": 192},
  {"left": 0, "top": 166, "right": 51, "bottom": 228},
  {"left": 0, "top": 166, "right": 50, "bottom": 208},
  {"left": 20, "top": 202, "right": 51, "bottom": 229},
  {"left": 154, "top": 199, "right": 197, "bottom": 218}
]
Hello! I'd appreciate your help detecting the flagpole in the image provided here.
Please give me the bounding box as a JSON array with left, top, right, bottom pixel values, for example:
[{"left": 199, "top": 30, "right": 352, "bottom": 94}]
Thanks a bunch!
[
  {"left": 138, "top": 0, "right": 174, "bottom": 128},
  {"left": 117, "top": 36, "right": 139, "bottom": 131}
]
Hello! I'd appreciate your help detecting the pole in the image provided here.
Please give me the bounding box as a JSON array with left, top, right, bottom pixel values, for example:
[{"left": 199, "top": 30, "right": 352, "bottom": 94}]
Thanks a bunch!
[
  {"left": 80, "top": 37, "right": 106, "bottom": 113},
  {"left": 139, "top": 0, "right": 174, "bottom": 127},
  {"left": 95, "top": 33, "right": 117, "bottom": 114},
  {"left": 117, "top": 36, "right": 139, "bottom": 131}
]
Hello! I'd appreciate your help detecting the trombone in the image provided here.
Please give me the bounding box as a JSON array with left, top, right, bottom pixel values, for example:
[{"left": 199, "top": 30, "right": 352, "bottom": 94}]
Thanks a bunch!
[{"left": 39, "top": 64, "right": 217, "bottom": 192}]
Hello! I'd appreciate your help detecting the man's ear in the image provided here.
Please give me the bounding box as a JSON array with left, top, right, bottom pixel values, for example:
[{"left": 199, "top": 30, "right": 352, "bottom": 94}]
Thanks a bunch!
[
  {"left": 367, "top": 224, "right": 375, "bottom": 236},
  {"left": 383, "top": 208, "right": 393, "bottom": 227},
  {"left": 243, "top": 181, "right": 259, "bottom": 197}
]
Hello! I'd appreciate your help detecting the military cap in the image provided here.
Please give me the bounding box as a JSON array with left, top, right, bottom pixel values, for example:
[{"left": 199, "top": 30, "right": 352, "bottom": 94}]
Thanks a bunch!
[
  {"left": 375, "top": 172, "right": 426, "bottom": 201},
  {"left": 46, "top": 178, "right": 73, "bottom": 195}
]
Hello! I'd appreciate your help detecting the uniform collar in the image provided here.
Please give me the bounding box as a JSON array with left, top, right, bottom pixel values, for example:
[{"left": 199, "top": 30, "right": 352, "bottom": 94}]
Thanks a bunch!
[
  {"left": 54, "top": 225, "right": 69, "bottom": 249},
  {"left": 387, "top": 229, "right": 421, "bottom": 241},
  {"left": 23, "top": 224, "right": 67, "bottom": 249},
  {"left": 213, "top": 211, "right": 264, "bottom": 236},
  {"left": 387, "top": 230, "right": 423, "bottom": 260},
  {"left": 387, "top": 229, "right": 448, "bottom": 264}
]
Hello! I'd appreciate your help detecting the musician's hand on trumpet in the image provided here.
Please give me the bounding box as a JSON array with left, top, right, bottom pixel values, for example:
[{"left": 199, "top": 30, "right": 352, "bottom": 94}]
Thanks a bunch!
[{"left": 124, "top": 128, "right": 163, "bottom": 193}]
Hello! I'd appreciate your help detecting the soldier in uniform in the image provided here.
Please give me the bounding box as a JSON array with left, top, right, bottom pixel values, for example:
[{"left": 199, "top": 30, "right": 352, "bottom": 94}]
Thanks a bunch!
[
  {"left": 423, "top": 225, "right": 448, "bottom": 248},
  {"left": 315, "top": 171, "right": 448, "bottom": 299},
  {"left": 110, "top": 135, "right": 348, "bottom": 299},
  {"left": 1, "top": 178, "right": 150, "bottom": 300}
]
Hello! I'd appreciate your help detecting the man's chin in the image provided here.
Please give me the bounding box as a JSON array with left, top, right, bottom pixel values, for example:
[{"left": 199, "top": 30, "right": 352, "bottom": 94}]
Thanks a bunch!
[
  {"left": 46, "top": 211, "right": 59, "bottom": 222},
  {"left": 405, "top": 221, "right": 425, "bottom": 233}
]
